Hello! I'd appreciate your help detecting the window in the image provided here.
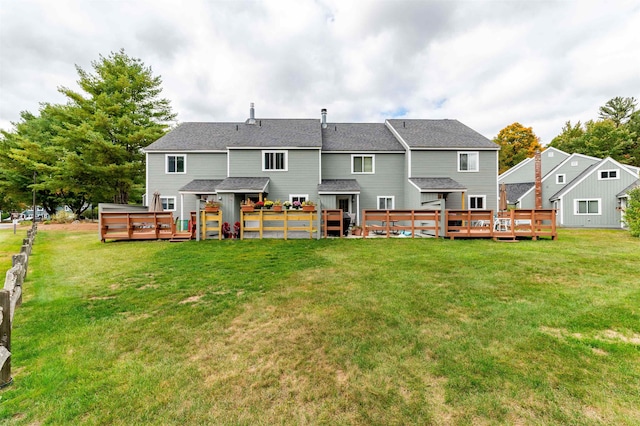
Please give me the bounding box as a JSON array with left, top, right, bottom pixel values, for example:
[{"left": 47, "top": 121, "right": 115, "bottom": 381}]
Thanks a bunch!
[
  {"left": 352, "top": 155, "right": 374, "bottom": 174},
  {"left": 547, "top": 151, "right": 554, "bottom": 157},
  {"left": 161, "top": 196, "right": 176, "bottom": 211},
  {"left": 289, "top": 194, "right": 308, "bottom": 204},
  {"left": 166, "top": 154, "right": 186, "bottom": 174},
  {"left": 571, "top": 161, "right": 578, "bottom": 167},
  {"left": 263, "top": 150, "right": 287, "bottom": 171},
  {"left": 458, "top": 152, "right": 479, "bottom": 172},
  {"left": 469, "top": 195, "right": 486, "bottom": 209},
  {"left": 599, "top": 169, "right": 619, "bottom": 180},
  {"left": 556, "top": 174, "right": 566, "bottom": 184},
  {"left": 377, "top": 196, "right": 394, "bottom": 210},
  {"left": 575, "top": 199, "right": 600, "bottom": 215}
]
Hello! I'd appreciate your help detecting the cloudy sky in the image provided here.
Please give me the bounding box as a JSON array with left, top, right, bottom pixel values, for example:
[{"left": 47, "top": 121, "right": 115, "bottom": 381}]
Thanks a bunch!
[{"left": 1, "top": 0, "right": 639, "bottom": 144}]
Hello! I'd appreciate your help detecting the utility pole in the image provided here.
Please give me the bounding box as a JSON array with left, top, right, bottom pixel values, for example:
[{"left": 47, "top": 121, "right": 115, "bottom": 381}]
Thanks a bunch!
[{"left": 32, "top": 171, "right": 36, "bottom": 223}]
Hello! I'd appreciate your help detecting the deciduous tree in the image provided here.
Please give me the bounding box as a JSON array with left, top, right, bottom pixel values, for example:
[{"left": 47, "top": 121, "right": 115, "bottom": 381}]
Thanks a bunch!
[{"left": 493, "top": 122, "right": 543, "bottom": 174}]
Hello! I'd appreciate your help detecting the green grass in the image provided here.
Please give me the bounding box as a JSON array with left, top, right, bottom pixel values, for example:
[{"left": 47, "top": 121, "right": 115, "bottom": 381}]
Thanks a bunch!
[
  {"left": 1, "top": 229, "right": 639, "bottom": 425},
  {"left": 0, "top": 227, "right": 27, "bottom": 272}
]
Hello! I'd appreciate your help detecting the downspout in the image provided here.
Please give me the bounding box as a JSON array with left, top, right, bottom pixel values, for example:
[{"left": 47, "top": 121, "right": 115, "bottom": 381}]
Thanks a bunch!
[{"left": 180, "top": 193, "right": 184, "bottom": 231}]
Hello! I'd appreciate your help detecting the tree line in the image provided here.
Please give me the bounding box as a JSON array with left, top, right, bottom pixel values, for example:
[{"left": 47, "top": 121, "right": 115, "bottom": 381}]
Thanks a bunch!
[
  {"left": 0, "top": 50, "right": 176, "bottom": 217},
  {"left": 494, "top": 96, "right": 639, "bottom": 174}
]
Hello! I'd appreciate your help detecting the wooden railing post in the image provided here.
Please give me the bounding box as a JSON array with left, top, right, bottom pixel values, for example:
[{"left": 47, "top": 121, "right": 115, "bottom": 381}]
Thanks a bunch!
[{"left": 0, "top": 289, "right": 12, "bottom": 388}]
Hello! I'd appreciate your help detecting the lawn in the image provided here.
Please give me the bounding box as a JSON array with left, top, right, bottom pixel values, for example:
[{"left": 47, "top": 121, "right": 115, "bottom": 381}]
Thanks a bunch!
[{"left": 1, "top": 228, "right": 639, "bottom": 425}]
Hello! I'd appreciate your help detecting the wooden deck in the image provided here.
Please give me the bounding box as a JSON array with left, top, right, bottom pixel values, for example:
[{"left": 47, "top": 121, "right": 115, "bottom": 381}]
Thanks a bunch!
[
  {"left": 445, "top": 209, "right": 557, "bottom": 240},
  {"left": 100, "top": 212, "right": 176, "bottom": 242},
  {"left": 362, "top": 210, "right": 440, "bottom": 238},
  {"left": 240, "top": 209, "right": 318, "bottom": 239}
]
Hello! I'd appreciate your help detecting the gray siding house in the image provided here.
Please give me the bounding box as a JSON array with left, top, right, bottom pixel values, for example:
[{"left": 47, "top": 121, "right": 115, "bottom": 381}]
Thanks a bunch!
[
  {"left": 499, "top": 147, "right": 640, "bottom": 228},
  {"left": 144, "top": 105, "right": 500, "bottom": 225}
]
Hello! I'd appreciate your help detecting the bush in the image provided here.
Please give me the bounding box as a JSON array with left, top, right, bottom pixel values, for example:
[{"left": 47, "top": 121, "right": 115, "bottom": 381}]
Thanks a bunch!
[
  {"left": 51, "top": 210, "right": 76, "bottom": 224},
  {"left": 625, "top": 187, "right": 640, "bottom": 237}
]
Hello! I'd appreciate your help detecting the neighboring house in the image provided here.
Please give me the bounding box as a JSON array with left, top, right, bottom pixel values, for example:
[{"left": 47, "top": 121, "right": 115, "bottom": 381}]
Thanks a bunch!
[
  {"left": 499, "top": 147, "right": 640, "bottom": 228},
  {"left": 144, "top": 105, "right": 499, "bottom": 225}
]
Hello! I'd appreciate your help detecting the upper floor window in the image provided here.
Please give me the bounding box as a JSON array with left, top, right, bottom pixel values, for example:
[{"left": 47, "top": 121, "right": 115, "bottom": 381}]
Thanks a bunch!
[
  {"left": 599, "top": 169, "right": 619, "bottom": 180},
  {"left": 571, "top": 161, "right": 578, "bottom": 167},
  {"left": 547, "top": 151, "right": 554, "bottom": 157},
  {"left": 166, "top": 154, "right": 186, "bottom": 174},
  {"left": 263, "top": 150, "right": 287, "bottom": 171},
  {"left": 352, "top": 155, "right": 374, "bottom": 174},
  {"left": 468, "top": 195, "right": 486, "bottom": 209},
  {"left": 377, "top": 196, "right": 394, "bottom": 210},
  {"left": 458, "top": 152, "right": 479, "bottom": 172},
  {"left": 556, "top": 174, "right": 566, "bottom": 184},
  {"left": 161, "top": 196, "right": 176, "bottom": 211}
]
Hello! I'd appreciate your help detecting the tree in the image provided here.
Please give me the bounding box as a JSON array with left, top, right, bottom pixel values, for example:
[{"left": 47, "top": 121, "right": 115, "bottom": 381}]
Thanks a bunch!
[
  {"left": 493, "top": 122, "right": 543, "bottom": 174},
  {"left": 57, "top": 49, "right": 176, "bottom": 204},
  {"left": 598, "top": 96, "right": 637, "bottom": 127},
  {"left": 548, "top": 121, "right": 584, "bottom": 153},
  {"left": 625, "top": 187, "right": 640, "bottom": 237}
]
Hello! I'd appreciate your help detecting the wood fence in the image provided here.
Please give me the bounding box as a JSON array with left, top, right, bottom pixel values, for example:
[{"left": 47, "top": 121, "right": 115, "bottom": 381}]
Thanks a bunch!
[
  {"left": 445, "top": 209, "right": 557, "bottom": 240},
  {"left": 1, "top": 224, "right": 37, "bottom": 387},
  {"left": 362, "top": 210, "right": 440, "bottom": 238},
  {"left": 100, "top": 212, "right": 175, "bottom": 242},
  {"left": 240, "top": 209, "right": 318, "bottom": 239}
]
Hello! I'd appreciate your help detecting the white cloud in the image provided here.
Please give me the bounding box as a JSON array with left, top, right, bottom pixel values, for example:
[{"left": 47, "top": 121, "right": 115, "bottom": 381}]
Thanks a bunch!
[{"left": 1, "top": 0, "right": 639, "bottom": 144}]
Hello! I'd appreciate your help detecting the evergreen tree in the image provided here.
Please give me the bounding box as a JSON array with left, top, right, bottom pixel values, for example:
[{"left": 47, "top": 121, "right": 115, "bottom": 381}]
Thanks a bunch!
[
  {"left": 598, "top": 96, "right": 637, "bottom": 127},
  {"left": 58, "top": 49, "right": 176, "bottom": 204}
]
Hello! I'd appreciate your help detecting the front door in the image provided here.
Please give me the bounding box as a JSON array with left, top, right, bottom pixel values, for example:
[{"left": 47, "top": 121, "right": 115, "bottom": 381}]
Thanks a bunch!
[{"left": 337, "top": 196, "right": 350, "bottom": 213}]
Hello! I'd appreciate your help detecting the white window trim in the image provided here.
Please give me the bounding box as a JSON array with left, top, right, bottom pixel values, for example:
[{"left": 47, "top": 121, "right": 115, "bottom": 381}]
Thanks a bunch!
[
  {"left": 571, "top": 161, "right": 579, "bottom": 166},
  {"left": 556, "top": 174, "right": 566, "bottom": 184},
  {"left": 598, "top": 169, "right": 620, "bottom": 180},
  {"left": 351, "top": 154, "right": 375, "bottom": 174},
  {"left": 262, "top": 150, "right": 288, "bottom": 171},
  {"left": 165, "top": 154, "right": 186, "bottom": 174},
  {"left": 468, "top": 195, "right": 486, "bottom": 210},
  {"left": 377, "top": 195, "right": 394, "bottom": 210},
  {"left": 160, "top": 196, "right": 177, "bottom": 211},
  {"left": 458, "top": 151, "right": 479, "bottom": 172},
  {"left": 574, "top": 198, "right": 601, "bottom": 215},
  {"left": 289, "top": 194, "right": 308, "bottom": 203}
]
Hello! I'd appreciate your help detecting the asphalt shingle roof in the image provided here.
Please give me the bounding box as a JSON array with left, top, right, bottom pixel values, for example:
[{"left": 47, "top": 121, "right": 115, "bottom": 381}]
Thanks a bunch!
[
  {"left": 178, "top": 179, "right": 224, "bottom": 193},
  {"left": 321, "top": 123, "right": 404, "bottom": 151},
  {"left": 145, "top": 119, "right": 322, "bottom": 151},
  {"left": 505, "top": 182, "right": 534, "bottom": 204},
  {"left": 617, "top": 179, "right": 640, "bottom": 197},
  {"left": 549, "top": 161, "right": 602, "bottom": 201},
  {"left": 387, "top": 119, "right": 498, "bottom": 149},
  {"left": 317, "top": 179, "right": 361, "bottom": 193},
  {"left": 215, "top": 177, "right": 270, "bottom": 193},
  {"left": 409, "top": 177, "right": 466, "bottom": 191}
]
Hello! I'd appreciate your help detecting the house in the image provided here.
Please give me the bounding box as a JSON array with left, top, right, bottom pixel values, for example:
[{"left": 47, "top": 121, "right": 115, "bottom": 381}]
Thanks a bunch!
[
  {"left": 499, "top": 147, "right": 640, "bottom": 228},
  {"left": 144, "top": 104, "right": 499, "bottom": 226}
]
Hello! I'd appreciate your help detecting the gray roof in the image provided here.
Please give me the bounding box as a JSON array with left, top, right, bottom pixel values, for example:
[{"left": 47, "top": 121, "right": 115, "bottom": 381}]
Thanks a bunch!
[
  {"left": 617, "top": 179, "right": 640, "bottom": 198},
  {"left": 409, "top": 177, "right": 466, "bottom": 191},
  {"left": 505, "top": 182, "right": 534, "bottom": 204},
  {"left": 387, "top": 119, "right": 498, "bottom": 149},
  {"left": 321, "top": 123, "right": 404, "bottom": 151},
  {"left": 317, "top": 179, "right": 361, "bottom": 193},
  {"left": 145, "top": 119, "right": 322, "bottom": 151},
  {"left": 215, "top": 177, "right": 270, "bottom": 193},
  {"left": 178, "top": 179, "right": 223, "bottom": 193}
]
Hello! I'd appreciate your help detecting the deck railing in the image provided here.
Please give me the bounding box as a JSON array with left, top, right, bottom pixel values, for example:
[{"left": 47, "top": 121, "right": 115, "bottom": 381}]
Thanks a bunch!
[
  {"left": 362, "top": 210, "right": 440, "bottom": 238},
  {"left": 445, "top": 209, "right": 557, "bottom": 240},
  {"left": 240, "top": 209, "right": 318, "bottom": 239},
  {"left": 100, "top": 212, "right": 175, "bottom": 242}
]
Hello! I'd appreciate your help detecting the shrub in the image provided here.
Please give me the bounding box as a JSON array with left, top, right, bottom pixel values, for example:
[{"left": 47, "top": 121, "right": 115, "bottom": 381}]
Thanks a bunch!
[
  {"left": 625, "top": 187, "right": 640, "bottom": 237},
  {"left": 51, "top": 210, "right": 76, "bottom": 224}
]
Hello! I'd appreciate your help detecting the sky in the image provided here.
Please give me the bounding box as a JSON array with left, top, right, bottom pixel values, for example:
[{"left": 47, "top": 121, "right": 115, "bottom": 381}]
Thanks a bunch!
[{"left": 1, "top": 0, "right": 639, "bottom": 144}]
